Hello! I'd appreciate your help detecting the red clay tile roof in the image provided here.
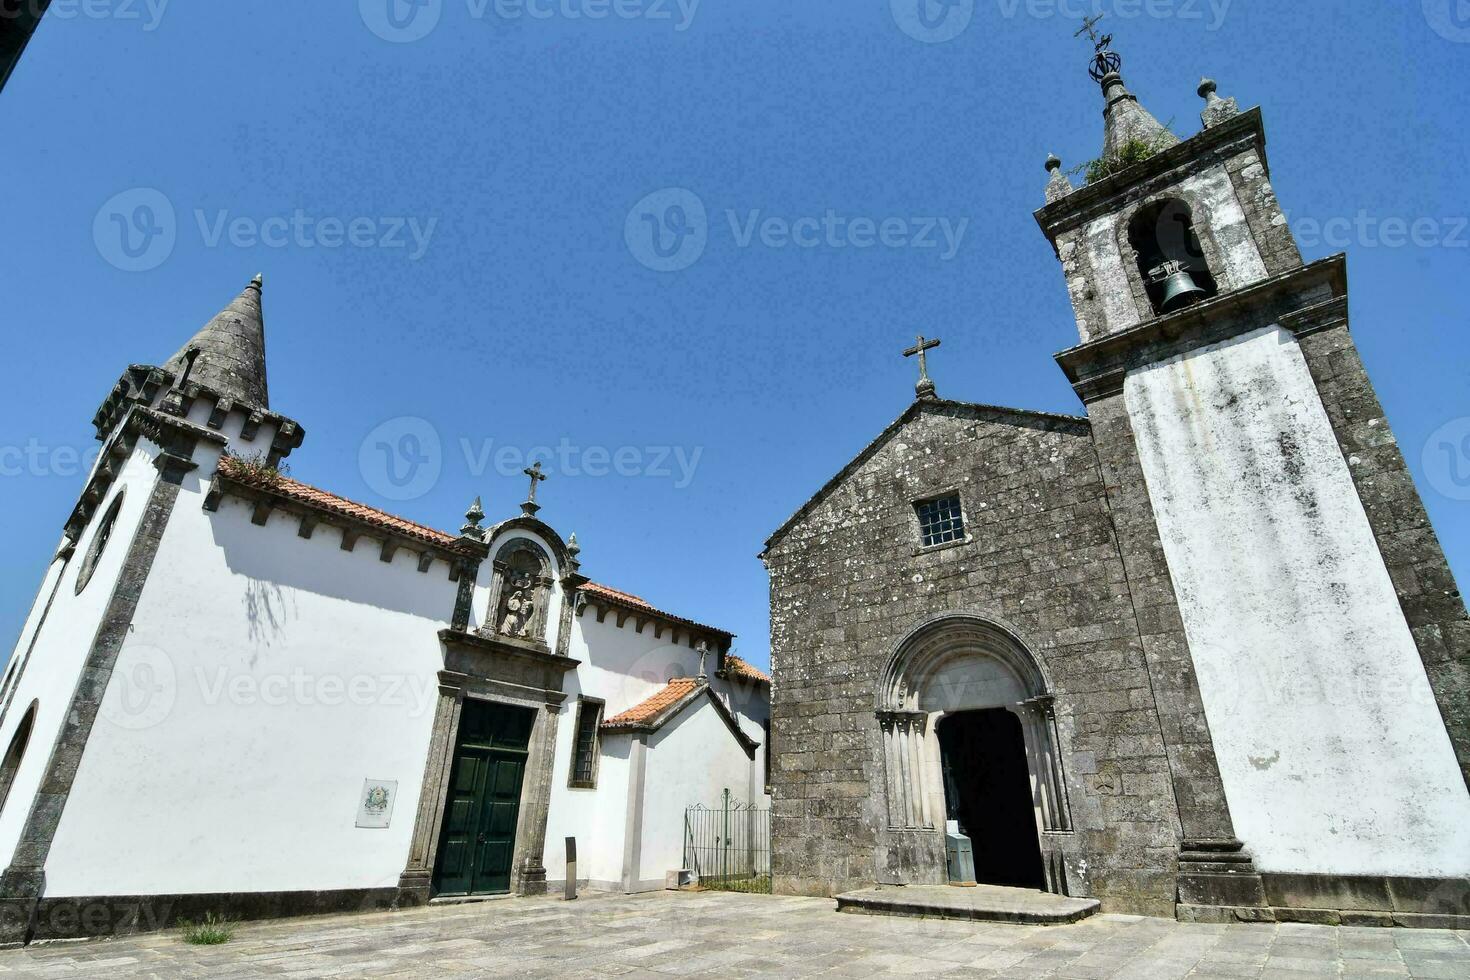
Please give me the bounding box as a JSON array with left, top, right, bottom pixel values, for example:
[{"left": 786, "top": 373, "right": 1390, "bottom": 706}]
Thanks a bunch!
[
  {"left": 582, "top": 581, "right": 653, "bottom": 609},
  {"left": 579, "top": 581, "right": 733, "bottom": 640},
  {"left": 601, "top": 677, "right": 759, "bottom": 754},
  {"left": 602, "top": 678, "right": 699, "bottom": 729},
  {"left": 723, "top": 654, "right": 771, "bottom": 685},
  {"left": 216, "top": 454, "right": 461, "bottom": 549}
]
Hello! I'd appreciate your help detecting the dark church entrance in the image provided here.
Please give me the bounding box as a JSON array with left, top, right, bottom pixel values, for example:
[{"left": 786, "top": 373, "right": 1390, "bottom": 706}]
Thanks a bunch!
[{"left": 937, "top": 708, "right": 1046, "bottom": 890}]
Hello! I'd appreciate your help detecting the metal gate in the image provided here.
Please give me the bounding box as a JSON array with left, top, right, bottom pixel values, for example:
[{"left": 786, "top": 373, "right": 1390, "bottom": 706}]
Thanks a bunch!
[{"left": 683, "top": 788, "right": 770, "bottom": 893}]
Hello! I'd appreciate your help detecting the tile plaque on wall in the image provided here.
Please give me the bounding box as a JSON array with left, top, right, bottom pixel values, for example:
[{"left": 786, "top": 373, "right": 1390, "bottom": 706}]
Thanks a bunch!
[{"left": 356, "top": 778, "right": 398, "bottom": 829}]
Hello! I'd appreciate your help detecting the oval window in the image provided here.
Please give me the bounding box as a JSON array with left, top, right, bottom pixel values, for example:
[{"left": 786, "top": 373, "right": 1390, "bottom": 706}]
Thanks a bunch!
[
  {"left": 0, "top": 700, "right": 38, "bottom": 817},
  {"left": 74, "top": 490, "right": 126, "bottom": 595}
]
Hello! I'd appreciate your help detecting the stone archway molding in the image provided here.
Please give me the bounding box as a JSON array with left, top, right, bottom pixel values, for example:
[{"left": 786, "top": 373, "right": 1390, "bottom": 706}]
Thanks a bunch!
[
  {"left": 876, "top": 611, "right": 1053, "bottom": 714},
  {"left": 875, "top": 611, "right": 1073, "bottom": 849}
]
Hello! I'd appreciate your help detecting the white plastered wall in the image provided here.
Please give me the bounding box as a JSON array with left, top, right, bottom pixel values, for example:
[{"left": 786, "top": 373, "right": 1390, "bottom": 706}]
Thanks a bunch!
[
  {"left": 1126, "top": 325, "right": 1470, "bottom": 876},
  {"left": 0, "top": 441, "right": 163, "bottom": 869},
  {"left": 541, "top": 613, "right": 769, "bottom": 891},
  {"left": 542, "top": 613, "right": 700, "bottom": 890},
  {"left": 43, "top": 453, "right": 458, "bottom": 897},
  {"left": 640, "top": 698, "right": 759, "bottom": 890}
]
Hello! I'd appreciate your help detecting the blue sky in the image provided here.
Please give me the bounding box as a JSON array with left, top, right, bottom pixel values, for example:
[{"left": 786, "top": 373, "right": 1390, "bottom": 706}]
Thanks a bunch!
[{"left": 2, "top": 2, "right": 1467, "bottom": 669}]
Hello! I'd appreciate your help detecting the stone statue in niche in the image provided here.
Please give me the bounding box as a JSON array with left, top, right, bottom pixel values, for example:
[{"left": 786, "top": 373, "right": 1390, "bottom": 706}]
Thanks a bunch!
[
  {"left": 498, "top": 572, "right": 537, "bottom": 639},
  {"left": 491, "top": 541, "right": 550, "bottom": 645}
]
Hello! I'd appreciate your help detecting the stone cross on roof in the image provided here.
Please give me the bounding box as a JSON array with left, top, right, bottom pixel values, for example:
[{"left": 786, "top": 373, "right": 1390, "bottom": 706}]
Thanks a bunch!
[
  {"left": 903, "top": 334, "right": 941, "bottom": 400},
  {"left": 521, "top": 461, "right": 547, "bottom": 516}
]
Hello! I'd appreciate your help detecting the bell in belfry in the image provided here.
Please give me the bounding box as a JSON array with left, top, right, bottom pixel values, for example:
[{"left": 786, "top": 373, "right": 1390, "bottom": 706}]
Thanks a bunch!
[{"left": 1150, "top": 259, "right": 1209, "bottom": 313}]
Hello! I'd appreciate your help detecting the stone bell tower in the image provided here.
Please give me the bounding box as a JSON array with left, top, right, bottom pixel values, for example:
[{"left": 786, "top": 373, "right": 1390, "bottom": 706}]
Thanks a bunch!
[{"left": 1035, "top": 38, "right": 1470, "bottom": 922}]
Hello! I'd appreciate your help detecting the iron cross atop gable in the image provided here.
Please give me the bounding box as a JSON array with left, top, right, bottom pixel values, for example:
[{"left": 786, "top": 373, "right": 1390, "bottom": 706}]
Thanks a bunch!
[
  {"left": 1074, "top": 13, "right": 1106, "bottom": 48},
  {"left": 903, "top": 334, "right": 941, "bottom": 398}
]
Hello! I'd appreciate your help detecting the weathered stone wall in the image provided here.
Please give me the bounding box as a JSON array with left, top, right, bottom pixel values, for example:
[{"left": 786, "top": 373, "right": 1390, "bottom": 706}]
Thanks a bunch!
[{"left": 765, "top": 400, "right": 1185, "bottom": 916}]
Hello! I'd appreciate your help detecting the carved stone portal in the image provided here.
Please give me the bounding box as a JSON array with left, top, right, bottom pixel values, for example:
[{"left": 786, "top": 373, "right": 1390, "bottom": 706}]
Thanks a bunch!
[{"left": 875, "top": 613, "right": 1075, "bottom": 894}]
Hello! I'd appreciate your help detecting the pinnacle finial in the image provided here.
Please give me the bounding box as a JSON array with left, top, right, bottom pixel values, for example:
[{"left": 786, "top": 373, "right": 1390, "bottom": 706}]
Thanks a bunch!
[
  {"left": 250, "top": 273, "right": 264, "bottom": 288},
  {"left": 461, "top": 496, "right": 486, "bottom": 538},
  {"left": 1198, "top": 76, "right": 1239, "bottom": 128},
  {"left": 567, "top": 532, "right": 580, "bottom": 556},
  {"left": 1044, "top": 154, "right": 1074, "bottom": 203}
]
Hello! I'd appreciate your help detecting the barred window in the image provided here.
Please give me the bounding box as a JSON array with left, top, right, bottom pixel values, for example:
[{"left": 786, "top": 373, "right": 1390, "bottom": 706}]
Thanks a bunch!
[
  {"left": 762, "top": 718, "right": 772, "bottom": 795},
  {"left": 915, "top": 494, "right": 964, "bottom": 548},
  {"left": 569, "top": 698, "right": 603, "bottom": 788}
]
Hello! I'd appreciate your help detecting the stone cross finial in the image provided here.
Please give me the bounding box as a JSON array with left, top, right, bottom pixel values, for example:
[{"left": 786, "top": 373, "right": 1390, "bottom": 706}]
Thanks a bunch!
[
  {"left": 903, "top": 335, "right": 942, "bottom": 400},
  {"left": 696, "top": 640, "right": 710, "bottom": 682},
  {"left": 521, "top": 461, "right": 547, "bottom": 516}
]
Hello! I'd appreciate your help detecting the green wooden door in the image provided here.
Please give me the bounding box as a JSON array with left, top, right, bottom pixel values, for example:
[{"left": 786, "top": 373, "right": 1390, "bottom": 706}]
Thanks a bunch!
[{"left": 433, "top": 699, "right": 534, "bottom": 896}]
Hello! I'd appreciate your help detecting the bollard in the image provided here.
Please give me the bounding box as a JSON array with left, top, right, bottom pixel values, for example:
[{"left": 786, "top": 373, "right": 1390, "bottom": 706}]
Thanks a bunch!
[{"left": 564, "top": 837, "right": 577, "bottom": 901}]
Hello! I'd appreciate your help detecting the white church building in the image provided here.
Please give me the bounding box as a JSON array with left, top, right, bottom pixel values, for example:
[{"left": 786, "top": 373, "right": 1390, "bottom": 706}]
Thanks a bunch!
[{"left": 0, "top": 276, "right": 770, "bottom": 943}]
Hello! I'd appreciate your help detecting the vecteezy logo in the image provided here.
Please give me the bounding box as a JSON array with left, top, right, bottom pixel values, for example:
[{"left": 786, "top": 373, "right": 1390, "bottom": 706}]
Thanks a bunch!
[
  {"left": 100, "top": 644, "right": 177, "bottom": 731},
  {"left": 360, "top": 416, "right": 443, "bottom": 501},
  {"left": 1424, "top": 0, "right": 1470, "bottom": 42},
  {"left": 93, "top": 188, "right": 177, "bottom": 272},
  {"left": 1423, "top": 417, "right": 1470, "bottom": 501},
  {"left": 890, "top": 0, "right": 973, "bottom": 44},
  {"left": 360, "top": 0, "right": 442, "bottom": 43},
  {"left": 625, "top": 188, "right": 708, "bottom": 272}
]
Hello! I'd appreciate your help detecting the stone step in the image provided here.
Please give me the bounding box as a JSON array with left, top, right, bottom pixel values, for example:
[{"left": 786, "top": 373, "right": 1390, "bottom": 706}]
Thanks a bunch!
[{"left": 835, "top": 884, "right": 1100, "bottom": 925}]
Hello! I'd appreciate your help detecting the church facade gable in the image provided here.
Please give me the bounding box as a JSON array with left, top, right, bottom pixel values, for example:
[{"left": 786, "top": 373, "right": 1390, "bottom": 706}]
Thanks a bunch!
[{"left": 764, "top": 397, "right": 1187, "bottom": 914}]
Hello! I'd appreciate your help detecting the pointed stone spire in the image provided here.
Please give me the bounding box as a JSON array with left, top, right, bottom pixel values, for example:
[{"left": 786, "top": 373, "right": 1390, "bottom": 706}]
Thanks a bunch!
[
  {"left": 1099, "top": 67, "right": 1178, "bottom": 162},
  {"left": 164, "top": 274, "right": 269, "bottom": 409}
]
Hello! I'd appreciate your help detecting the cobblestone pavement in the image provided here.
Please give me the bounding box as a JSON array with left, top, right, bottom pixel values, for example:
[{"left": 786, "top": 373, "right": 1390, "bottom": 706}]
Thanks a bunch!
[{"left": 0, "top": 891, "right": 1467, "bottom": 978}]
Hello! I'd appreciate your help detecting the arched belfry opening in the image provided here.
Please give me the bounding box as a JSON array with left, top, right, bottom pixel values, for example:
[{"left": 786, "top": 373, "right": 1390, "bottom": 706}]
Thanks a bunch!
[
  {"left": 876, "top": 614, "right": 1072, "bottom": 893},
  {"left": 1128, "top": 198, "right": 1218, "bottom": 315}
]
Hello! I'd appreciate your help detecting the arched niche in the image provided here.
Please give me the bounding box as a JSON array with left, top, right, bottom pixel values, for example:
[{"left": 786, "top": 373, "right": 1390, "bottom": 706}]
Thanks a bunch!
[
  {"left": 875, "top": 614, "right": 1073, "bottom": 879},
  {"left": 486, "top": 538, "right": 554, "bottom": 646},
  {"left": 1122, "top": 196, "right": 1221, "bottom": 317}
]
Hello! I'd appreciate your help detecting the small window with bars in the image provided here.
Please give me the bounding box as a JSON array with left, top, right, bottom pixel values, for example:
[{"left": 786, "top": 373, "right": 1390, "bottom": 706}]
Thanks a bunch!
[
  {"left": 569, "top": 698, "right": 604, "bottom": 788},
  {"left": 915, "top": 493, "right": 965, "bottom": 548}
]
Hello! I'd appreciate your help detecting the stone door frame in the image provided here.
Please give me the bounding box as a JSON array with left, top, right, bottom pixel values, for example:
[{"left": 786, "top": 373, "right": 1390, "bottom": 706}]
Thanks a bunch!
[
  {"left": 875, "top": 612, "right": 1074, "bottom": 893},
  {"left": 398, "top": 632, "right": 578, "bottom": 904}
]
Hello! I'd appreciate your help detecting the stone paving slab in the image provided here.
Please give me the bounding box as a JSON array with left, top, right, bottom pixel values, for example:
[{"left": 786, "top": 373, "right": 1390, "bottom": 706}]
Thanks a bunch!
[
  {"left": 837, "top": 883, "right": 1101, "bottom": 924},
  {"left": 0, "top": 891, "right": 1464, "bottom": 978}
]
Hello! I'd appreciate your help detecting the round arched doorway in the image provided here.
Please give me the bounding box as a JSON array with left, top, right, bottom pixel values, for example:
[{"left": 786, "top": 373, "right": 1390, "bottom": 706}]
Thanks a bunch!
[{"left": 875, "top": 613, "right": 1072, "bottom": 892}]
